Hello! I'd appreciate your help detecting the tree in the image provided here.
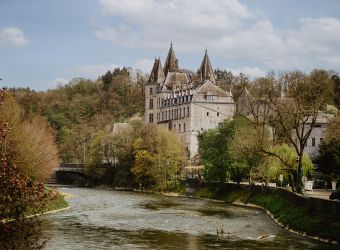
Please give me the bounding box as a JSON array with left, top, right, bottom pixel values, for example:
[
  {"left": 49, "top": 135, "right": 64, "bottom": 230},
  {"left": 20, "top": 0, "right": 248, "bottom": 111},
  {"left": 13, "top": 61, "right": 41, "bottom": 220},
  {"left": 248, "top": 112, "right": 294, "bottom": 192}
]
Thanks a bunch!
[
  {"left": 86, "top": 116, "right": 187, "bottom": 189},
  {"left": 0, "top": 93, "right": 58, "bottom": 181},
  {"left": 229, "top": 115, "right": 270, "bottom": 183},
  {"left": 198, "top": 119, "right": 235, "bottom": 182},
  {"left": 242, "top": 70, "right": 333, "bottom": 192},
  {"left": 332, "top": 74, "right": 340, "bottom": 109},
  {"left": 325, "top": 114, "right": 340, "bottom": 141},
  {"left": 316, "top": 139, "right": 340, "bottom": 179},
  {"left": 267, "top": 144, "right": 314, "bottom": 185},
  {"left": 0, "top": 90, "right": 54, "bottom": 249},
  {"left": 131, "top": 124, "right": 187, "bottom": 190}
]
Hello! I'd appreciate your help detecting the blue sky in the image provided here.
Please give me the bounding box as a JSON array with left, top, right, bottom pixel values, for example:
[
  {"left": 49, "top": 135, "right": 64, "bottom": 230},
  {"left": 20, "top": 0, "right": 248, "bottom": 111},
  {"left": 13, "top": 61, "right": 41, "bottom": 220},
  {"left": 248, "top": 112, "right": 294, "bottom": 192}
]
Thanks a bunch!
[{"left": 1, "top": 0, "right": 340, "bottom": 90}]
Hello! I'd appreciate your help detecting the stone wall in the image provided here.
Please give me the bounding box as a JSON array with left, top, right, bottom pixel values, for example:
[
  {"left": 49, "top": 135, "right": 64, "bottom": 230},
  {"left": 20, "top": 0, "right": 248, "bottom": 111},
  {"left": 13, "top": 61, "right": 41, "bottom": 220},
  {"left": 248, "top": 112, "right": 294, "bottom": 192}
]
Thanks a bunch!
[{"left": 186, "top": 180, "right": 340, "bottom": 217}]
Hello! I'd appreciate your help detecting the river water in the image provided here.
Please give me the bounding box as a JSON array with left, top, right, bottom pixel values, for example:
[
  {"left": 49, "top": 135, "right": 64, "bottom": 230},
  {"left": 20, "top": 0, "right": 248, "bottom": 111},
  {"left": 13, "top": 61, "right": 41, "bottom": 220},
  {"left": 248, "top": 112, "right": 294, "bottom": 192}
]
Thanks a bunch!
[{"left": 42, "top": 187, "right": 333, "bottom": 249}]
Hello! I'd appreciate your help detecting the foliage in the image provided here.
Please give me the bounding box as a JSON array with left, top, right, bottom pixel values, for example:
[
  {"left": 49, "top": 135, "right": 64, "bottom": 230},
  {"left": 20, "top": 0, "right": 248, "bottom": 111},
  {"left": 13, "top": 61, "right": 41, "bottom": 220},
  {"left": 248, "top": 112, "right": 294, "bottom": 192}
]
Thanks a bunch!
[
  {"left": 325, "top": 114, "right": 340, "bottom": 141},
  {"left": 0, "top": 90, "right": 63, "bottom": 249},
  {"left": 229, "top": 115, "right": 271, "bottom": 183},
  {"left": 86, "top": 116, "right": 188, "bottom": 190},
  {"left": 267, "top": 144, "right": 314, "bottom": 181},
  {"left": 316, "top": 139, "right": 340, "bottom": 179},
  {"left": 132, "top": 125, "right": 187, "bottom": 190},
  {"left": 11, "top": 68, "right": 146, "bottom": 163},
  {"left": 241, "top": 70, "right": 334, "bottom": 192},
  {"left": 0, "top": 93, "right": 58, "bottom": 181},
  {"left": 324, "top": 104, "right": 338, "bottom": 115},
  {"left": 198, "top": 119, "right": 235, "bottom": 182},
  {"left": 194, "top": 185, "right": 340, "bottom": 242}
]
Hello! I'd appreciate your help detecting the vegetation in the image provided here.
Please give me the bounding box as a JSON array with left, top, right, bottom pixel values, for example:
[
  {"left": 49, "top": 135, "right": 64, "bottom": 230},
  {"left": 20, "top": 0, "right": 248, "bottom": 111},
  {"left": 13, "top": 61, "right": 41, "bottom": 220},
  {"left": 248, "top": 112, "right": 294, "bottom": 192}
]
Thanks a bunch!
[
  {"left": 198, "top": 70, "right": 338, "bottom": 191},
  {"left": 11, "top": 68, "right": 146, "bottom": 163},
  {"left": 0, "top": 90, "right": 68, "bottom": 249},
  {"left": 316, "top": 139, "right": 340, "bottom": 180},
  {"left": 0, "top": 93, "right": 58, "bottom": 181},
  {"left": 86, "top": 116, "right": 188, "bottom": 190},
  {"left": 194, "top": 184, "right": 340, "bottom": 242},
  {"left": 198, "top": 118, "right": 236, "bottom": 182}
]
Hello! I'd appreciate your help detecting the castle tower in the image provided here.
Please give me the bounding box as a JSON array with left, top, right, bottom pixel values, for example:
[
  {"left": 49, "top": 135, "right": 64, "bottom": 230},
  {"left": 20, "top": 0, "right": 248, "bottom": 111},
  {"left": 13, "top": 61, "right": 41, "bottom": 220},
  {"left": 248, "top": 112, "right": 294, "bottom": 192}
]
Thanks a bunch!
[
  {"left": 163, "top": 43, "right": 179, "bottom": 76},
  {"left": 198, "top": 49, "right": 215, "bottom": 83},
  {"left": 145, "top": 58, "right": 165, "bottom": 124},
  {"left": 148, "top": 58, "right": 165, "bottom": 84}
]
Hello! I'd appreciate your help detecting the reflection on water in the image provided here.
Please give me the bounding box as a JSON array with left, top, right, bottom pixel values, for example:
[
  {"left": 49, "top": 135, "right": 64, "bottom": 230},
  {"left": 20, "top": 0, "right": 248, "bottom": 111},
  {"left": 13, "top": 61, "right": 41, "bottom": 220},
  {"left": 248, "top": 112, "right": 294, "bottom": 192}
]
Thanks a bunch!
[{"left": 42, "top": 187, "right": 335, "bottom": 249}]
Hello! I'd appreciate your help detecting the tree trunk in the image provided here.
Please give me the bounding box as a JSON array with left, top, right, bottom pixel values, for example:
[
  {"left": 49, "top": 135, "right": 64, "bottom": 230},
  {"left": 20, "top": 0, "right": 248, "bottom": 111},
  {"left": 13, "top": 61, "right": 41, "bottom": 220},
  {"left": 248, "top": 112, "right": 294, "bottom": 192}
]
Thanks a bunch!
[{"left": 289, "top": 173, "right": 296, "bottom": 192}]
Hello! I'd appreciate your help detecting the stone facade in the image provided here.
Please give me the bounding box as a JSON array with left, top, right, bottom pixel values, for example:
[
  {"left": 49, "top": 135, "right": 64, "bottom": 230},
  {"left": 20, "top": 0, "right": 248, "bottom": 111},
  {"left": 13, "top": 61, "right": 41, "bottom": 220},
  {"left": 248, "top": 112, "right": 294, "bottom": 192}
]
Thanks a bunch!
[
  {"left": 144, "top": 45, "right": 235, "bottom": 157},
  {"left": 304, "top": 112, "right": 333, "bottom": 159}
]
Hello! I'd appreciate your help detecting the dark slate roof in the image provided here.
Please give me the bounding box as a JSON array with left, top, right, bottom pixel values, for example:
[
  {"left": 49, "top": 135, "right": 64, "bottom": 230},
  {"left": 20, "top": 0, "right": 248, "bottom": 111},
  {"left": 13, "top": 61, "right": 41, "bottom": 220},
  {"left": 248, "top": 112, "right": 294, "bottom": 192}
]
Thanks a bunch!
[
  {"left": 148, "top": 58, "right": 165, "bottom": 84},
  {"left": 163, "top": 43, "right": 179, "bottom": 76},
  {"left": 198, "top": 50, "right": 215, "bottom": 82}
]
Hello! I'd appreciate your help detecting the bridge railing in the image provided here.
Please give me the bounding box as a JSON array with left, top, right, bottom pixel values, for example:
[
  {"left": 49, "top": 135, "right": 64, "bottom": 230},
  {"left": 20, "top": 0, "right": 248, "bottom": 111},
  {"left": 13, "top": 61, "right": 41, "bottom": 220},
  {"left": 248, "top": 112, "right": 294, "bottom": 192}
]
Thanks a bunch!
[{"left": 59, "top": 163, "right": 85, "bottom": 173}]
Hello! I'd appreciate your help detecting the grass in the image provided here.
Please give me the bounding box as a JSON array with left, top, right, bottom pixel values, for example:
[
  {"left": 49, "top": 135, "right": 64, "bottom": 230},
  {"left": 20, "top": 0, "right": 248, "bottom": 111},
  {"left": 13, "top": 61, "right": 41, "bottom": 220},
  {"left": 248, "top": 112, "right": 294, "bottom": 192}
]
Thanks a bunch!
[
  {"left": 194, "top": 186, "right": 340, "bottom": 242},
  {"left": 42, "top": 191, "right": 68, "bottom": 213}
]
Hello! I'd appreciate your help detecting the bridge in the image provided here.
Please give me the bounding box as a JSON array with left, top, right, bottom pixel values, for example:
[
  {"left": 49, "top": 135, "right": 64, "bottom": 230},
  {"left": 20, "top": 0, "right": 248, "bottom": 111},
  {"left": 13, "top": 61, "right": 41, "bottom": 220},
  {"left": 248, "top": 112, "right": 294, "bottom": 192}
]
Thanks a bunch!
[{"left": 52, "top": 163, "right": 87, "bottom": 185}]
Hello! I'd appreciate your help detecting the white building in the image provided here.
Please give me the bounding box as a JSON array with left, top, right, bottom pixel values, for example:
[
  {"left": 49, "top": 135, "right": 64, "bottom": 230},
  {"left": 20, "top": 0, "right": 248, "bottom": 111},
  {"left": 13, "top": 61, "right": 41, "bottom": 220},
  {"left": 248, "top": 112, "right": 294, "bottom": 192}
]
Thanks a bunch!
[
  {"left": 144, "top": 44, "right": 235, "bottom": 157},
  {"left": 304, "top": 112, "right": 334, "bottom": 159}
]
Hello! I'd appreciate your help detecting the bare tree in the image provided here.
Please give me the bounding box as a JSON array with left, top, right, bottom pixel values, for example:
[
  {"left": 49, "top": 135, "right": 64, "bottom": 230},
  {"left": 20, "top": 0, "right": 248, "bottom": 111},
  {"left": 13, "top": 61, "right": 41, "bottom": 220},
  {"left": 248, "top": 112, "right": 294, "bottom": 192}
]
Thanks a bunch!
[{"left": 240, "top": 70, "right": 333, "bottom": 192}]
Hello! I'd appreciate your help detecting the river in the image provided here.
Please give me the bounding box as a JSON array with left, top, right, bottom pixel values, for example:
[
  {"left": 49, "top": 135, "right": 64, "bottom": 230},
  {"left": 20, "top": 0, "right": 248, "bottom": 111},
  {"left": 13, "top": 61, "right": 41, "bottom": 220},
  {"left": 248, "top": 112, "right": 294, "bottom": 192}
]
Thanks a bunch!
[{"left": 42, "top": 187, "right": 334, "bottom": 249}]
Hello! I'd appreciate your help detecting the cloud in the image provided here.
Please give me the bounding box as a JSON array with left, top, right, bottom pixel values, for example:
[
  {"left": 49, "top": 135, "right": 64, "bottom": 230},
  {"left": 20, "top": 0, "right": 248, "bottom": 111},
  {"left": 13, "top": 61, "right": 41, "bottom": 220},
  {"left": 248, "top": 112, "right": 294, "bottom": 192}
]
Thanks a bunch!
[
  {"left": 135, "top": 58, "right": 154, "bottom": 73},
  {"left": 65, "top": 64, "right": 120, "bottom": 78},
  {"left": 228, "top": 67, "right": 266, "bottom": 79},
  {"left": 95, "top": 0, "right": 340, "bottom": 72},
  {"left": 53, "top": 77, "right": 69, "bottom": 86},
  {"left": 96, "top": 0, "right": 253, "bottom": 52},
  {"left": 0, "top": 27, "right": 29, "bottom": 48}
]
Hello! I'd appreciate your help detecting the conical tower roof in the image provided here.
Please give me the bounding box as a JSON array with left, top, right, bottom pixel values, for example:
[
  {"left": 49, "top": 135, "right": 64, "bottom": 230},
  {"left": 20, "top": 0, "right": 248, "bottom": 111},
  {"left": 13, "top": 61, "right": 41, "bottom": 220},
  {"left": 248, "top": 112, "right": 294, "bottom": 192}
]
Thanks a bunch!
[
  {"left": 163, "top": 43, "right": 179, "bottom": 76},
  {"left": 199, "top": 49, "right": 215, "bottom": 83},
  {"left": 148, "top": 58, "right": 165, "bottom": 84}
]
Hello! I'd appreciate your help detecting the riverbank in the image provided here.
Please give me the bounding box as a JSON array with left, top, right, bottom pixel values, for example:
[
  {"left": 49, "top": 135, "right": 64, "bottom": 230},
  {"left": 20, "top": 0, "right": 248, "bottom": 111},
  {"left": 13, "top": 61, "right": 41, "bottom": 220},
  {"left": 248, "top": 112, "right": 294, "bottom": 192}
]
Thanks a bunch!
[
  {"left": 41, "top": 189, "right": 69, "bottom": 214},
  {"left": 193, "top": 184, "right": 340, "bottom": 244}
]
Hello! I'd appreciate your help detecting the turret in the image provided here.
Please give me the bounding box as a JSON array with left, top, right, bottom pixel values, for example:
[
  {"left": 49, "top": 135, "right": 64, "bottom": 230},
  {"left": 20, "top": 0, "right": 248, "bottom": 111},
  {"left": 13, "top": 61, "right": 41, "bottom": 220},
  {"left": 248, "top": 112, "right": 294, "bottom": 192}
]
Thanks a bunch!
[
  {"left": 198, "top": 49, "right": 215, "bottom": 83},
  {"left": 163, "top": 43, "right": 179, "bottom": 76},
  {"left": 148, "top": 58, "right": 165, "bottom": 84}
]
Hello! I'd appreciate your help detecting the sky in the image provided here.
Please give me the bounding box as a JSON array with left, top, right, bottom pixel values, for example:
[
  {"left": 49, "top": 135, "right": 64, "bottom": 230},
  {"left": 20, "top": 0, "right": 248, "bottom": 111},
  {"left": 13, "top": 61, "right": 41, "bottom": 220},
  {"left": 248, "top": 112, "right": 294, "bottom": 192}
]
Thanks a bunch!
[{"left": 1, "top": 0, "right": 340, "bottom": 90}]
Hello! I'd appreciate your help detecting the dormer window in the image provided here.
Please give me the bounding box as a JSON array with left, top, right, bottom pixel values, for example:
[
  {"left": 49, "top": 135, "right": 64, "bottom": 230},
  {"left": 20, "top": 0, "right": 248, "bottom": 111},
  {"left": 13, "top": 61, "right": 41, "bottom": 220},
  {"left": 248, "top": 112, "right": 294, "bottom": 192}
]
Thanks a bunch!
[{"left": 206, "top": 95, "right": 215, "bottom": 101}]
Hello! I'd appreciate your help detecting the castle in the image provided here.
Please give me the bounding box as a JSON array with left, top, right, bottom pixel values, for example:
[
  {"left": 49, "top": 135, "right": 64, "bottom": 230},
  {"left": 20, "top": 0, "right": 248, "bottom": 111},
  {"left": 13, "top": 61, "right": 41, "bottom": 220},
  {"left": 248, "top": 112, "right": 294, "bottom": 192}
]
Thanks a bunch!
[{"left": 144, "top": 44, "right": 235, "bottom": 157}]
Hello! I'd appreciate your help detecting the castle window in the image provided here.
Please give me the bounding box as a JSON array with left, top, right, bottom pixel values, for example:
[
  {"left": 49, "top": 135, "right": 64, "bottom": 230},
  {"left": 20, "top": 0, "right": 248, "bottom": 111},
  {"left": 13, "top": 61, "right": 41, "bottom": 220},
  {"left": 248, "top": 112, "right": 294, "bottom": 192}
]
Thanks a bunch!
[
  {"left": 320, "top": 138, "right": 324, "bottom": 143},
  {"left": 165, "top": 111, "right": 168, "bottom": 120},
  {"left": 186, "top": 96, "right": 188, "bottom": 102},
  {"left": 183, "top": 107, "right": 185, "bottom": 117},
  {"left": 312, "top": 138, "right": 315, "bottom": 147},
  {"left": 179, "top": 124, "right": 181, "bottom": 132},
  {"left": 149, "top": 99, "right": 153, "bottom": 109},
  {"left": 187, "top": 107, "right": 190, "bottom": 117},
  {"left": 217, "top": 112, "right": 219, "bottom": 117},
  {"left": 184, "top": 123, "right": 186, "bottom": 132},
  {"left": 149, "top": 114, "right": 153, "bottom": 123},
  {"left": 171, "top": 110, "right": 174, "bottom": 119},
  {"left": 150, "top": 87, "right": 153, "bottom": 95},
  {"left": 206, "top": 95, "right": 215, "bottom": 101},
  {"left": 179, "top": 109, "right": 182, "bottom": 117},
  {"left": 207, "top": 112, "right": 209, "bottom": 116},
  {"left": 162, "top": 112, "right": 164, "bottom": 120}
]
